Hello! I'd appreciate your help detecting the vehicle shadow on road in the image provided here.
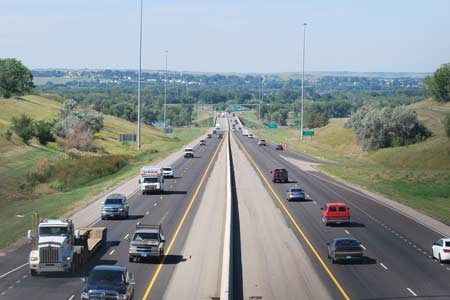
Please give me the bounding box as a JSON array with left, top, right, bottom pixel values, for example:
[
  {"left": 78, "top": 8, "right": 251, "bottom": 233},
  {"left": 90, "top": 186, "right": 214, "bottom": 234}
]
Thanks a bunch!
[
  {"left": 140, "top": 255, "right": 187, "bottom": 265},
  {"left": 164, "top": 190, "right": 187, "bottom": 195},
  {"left": 328, "top": 222, "right": 365, "bottom": 228},
  {"left": 334, "top": 256, "right": 377, "bottom": 265},
  {"left": 289, "top": 198, "right": 313, "bottom": 203},
  {"left": 127, "top": 214, "right": 145, "bottom": 220}
]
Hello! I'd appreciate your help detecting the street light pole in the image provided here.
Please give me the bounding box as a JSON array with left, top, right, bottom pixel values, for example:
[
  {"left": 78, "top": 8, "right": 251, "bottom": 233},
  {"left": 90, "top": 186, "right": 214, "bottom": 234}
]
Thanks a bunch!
[
  {"left": 260, "top": 76, "right": 264, "bottom": 121},
  {"left": 137, "top": 0, "right": 143, "bottom": 150},
  {"left": 300, "top": 23, "right": 307, "bottom": 141},
  {"left": 164, "top": 50, "right": 168, "bottom": 130}
]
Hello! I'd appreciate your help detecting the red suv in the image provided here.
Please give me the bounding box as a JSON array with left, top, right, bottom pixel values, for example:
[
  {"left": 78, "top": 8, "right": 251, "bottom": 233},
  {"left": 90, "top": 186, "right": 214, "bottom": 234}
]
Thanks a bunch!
[
  {"left": 271, "top": 168, "right": 288, "bottom": 183},
  {"left": 321, "top": 203, "right": 350, "bottom": 226}
]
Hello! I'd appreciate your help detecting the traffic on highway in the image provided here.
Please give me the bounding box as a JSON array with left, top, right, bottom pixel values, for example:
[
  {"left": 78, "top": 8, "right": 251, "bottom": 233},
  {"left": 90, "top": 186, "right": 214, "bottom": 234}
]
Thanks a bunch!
[{"left": 0, "top": 114, "right": 449, "bottom": 300}]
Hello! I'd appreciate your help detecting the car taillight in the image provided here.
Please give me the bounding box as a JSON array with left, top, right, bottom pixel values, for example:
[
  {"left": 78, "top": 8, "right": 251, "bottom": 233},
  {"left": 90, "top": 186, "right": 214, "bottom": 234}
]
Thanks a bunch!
[{"left": 444, "top": 249, "right": 450, "bottom": 253}]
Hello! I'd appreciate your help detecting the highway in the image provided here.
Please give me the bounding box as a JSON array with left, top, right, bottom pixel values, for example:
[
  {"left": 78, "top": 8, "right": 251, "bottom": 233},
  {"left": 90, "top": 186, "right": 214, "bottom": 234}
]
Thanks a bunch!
[
  {"left": 232, "top": 115, "right": 450, "bottom": 300},
  {"left": 0, "top": 117, "right": 227, "bottom": 300},
  {"left": 1, "top": 113, "right": 450, "bottom": 300}
]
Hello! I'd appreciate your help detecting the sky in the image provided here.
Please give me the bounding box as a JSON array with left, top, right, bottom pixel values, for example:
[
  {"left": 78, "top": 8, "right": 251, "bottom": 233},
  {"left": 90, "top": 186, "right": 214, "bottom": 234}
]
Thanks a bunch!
[{"left": 1, "top": 0, "right": 449, "bottom": 73}]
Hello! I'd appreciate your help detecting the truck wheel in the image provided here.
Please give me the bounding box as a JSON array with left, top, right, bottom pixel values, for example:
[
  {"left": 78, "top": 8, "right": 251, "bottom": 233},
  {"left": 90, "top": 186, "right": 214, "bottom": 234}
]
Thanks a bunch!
[
  {"left": 30, "top": 269, "right": 38, "bottom": 276},
  {"left": 129, "top": 256, "right": 133, "bottom": 263}
]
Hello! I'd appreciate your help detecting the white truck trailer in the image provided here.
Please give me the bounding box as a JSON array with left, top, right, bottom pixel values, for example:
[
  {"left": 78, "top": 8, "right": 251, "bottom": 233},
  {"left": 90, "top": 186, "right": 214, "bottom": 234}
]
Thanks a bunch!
[
  {"left": 28, "top": 218, "right": 107, "bottom": 276},
  {"left": 139, "top": 166, "right": 165, "bottom": 194}
]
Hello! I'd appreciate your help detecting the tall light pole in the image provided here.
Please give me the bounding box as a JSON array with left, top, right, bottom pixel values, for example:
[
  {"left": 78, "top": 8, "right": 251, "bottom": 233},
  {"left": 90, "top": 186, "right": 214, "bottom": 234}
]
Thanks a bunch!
[
  {"left": 259, "top": 75, "right": 264, "bottom": 121},
  {"left": 300, "top": 23, "right": 307, "bottom": 141},
  {"left": 137, "top": 0, "right": 143, "bottom": 149},
  {"left": 164, "top": 50, "right": 168, "bottom": 130}
]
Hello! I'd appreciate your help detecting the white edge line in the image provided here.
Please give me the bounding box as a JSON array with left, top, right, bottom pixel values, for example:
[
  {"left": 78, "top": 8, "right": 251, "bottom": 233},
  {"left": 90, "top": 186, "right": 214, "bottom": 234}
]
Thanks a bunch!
[
  {"left": 407, "top": 288, "right": 417, "bottom": 297},
  {"left": 0, "top": 263, "right": 29, "bottom": 279}
]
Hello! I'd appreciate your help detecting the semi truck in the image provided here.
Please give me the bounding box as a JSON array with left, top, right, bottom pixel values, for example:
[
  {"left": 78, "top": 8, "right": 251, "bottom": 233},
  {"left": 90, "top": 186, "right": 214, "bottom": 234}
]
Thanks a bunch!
[
  {"left": 28, "top": 217, "right": 107, "bottom": 276},
  {"left": 139, "top": 166, "right": 165, "bottom": 194}
]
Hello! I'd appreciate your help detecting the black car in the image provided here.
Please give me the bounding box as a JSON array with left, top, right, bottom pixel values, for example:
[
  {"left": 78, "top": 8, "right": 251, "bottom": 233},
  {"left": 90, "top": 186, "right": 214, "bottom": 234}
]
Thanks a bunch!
[
  {"left": 81, "top": 265, "right": 135, "bottom": 300},
  {"left": 218, "top": 133, "right": 223, "bottom": 139},
  {"left": 207, "top": 134, "right": 212, "bottom": 138},
  {"left": 327, "top": 238, "right": 364, "bottom": 263},
  {"left": 275, "top": 144, "right": 284, "bottom": 150}
]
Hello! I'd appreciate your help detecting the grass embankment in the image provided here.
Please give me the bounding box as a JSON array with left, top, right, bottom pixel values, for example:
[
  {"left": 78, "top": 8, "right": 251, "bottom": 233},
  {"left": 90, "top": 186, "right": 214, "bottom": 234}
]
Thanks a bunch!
[
  {"left": 0, "top": 95, "right": 205, "bottom": 248},
  {"left": 242, "top": 100, "right": 450, "bottom": 224}
]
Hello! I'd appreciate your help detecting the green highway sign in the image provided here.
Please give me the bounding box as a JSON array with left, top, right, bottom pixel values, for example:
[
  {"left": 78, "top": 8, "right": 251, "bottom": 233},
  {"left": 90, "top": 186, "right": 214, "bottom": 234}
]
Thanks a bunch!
[
  {"left": 303, "top": 130, "right": 315, "bottom": 137},
  {"left": 267, "top": 122, "right": 278, "bottom": 129}
]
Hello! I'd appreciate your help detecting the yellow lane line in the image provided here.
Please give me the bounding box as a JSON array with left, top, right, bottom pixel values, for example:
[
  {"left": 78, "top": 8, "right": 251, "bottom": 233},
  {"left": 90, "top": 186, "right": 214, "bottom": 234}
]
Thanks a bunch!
[
  {"left": 233, "top": 133, "right": 351, "bottom": 300},
  {"left": 142, "top": 135, "right": 226, "bottom": 300}
]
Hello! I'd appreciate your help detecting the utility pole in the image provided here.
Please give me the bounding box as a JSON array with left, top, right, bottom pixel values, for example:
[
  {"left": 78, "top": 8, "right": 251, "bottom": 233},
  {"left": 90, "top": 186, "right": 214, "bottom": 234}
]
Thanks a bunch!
[
  {"left": 164, "top": 50, "right": 168, "bottom": 131},
  {"left": 300, "top": 23, "right": 307, "bottom": 141},
  {"left": 137, "top": 0, "right": 143, "bottom": 149}
]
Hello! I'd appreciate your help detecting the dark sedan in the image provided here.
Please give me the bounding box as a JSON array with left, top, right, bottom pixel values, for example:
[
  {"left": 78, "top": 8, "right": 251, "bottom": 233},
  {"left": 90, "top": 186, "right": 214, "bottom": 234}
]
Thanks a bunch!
[
  {"left": 327, "top": 238, "right": 364, "bottom": 263},
  {"left": 275, "top": 144, "right": 284, "bottom": 150}
]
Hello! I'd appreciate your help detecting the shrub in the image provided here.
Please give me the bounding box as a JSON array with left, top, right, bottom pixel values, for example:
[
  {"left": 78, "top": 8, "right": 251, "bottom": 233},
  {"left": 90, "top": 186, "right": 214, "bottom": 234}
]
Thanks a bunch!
[
  {"left": 445, "top": 114, "right": 450, "bottom": 138},
  {"left": 65, "top": 123, "right": 97, "bottom": 152},
  {"left": 349, "top": 104, "right": 431, "bottom": 150},
  {"left": 34, "top": 120, "right": 55, "bottom": 145},
  {"left": 3, "top": 129, "right": 12, "bottom": 141},
  {"left": 11, "top": 114, "right": 34, "bottom": 144}
]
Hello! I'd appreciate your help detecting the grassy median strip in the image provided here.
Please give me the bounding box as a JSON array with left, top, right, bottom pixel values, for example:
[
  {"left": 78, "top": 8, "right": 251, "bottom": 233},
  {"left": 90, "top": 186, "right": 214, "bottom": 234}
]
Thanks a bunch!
[{"left": 242, "top": 99, "right": 450, "bottom": 225}]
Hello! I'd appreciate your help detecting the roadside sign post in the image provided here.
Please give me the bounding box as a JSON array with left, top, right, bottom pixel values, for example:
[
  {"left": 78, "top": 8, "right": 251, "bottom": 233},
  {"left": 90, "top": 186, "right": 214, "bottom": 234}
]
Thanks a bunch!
[
  {"left": 302, "top": 130, "right": 315, "bottom": 143},
  {"left": 267, "top": 122, "right": 277, "bottom": 136}
]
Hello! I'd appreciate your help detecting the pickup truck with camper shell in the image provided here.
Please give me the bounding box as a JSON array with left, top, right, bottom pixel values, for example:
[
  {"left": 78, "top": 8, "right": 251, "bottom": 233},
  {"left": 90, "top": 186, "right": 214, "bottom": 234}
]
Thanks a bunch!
[
  {"left": 271, "top": 168, "right": 289, "bottom": 183},
  {"left": 321, "top": 202, "right": 350, "bottom": 225}
]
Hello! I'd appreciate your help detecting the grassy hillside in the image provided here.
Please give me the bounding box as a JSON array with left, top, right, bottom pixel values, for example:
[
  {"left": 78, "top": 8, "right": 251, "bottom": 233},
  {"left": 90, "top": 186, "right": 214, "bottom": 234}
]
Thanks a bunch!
[
  {"left": 245, "top": 99, "right": 450, "bottom": 224},
  {"left": 0, "top": 95, "right": 205, "bottom": 248}
]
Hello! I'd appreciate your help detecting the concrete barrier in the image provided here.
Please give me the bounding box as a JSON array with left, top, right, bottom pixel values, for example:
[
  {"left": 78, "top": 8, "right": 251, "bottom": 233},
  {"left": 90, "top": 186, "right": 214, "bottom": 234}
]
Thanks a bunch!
[{"left": 220, "top": 116, "right": 233, "bottom": 300}]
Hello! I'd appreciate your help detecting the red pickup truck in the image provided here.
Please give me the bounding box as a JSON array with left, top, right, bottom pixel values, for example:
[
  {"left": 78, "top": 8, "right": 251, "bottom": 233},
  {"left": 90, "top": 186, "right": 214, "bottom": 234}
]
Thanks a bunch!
[
  {"left": 271, "top": 168, "right": 288, "bottom": 183},
  {"left": 321, "top": 203, "right": 350, "bottom": 226}
]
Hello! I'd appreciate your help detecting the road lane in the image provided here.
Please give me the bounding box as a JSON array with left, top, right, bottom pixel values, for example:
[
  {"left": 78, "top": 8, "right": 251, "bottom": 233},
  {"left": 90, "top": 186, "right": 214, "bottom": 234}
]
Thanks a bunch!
[
  {"left": 231, "top": 132, "right": 333, "bottom": 300},
  {"left": 233, "top": 128, "right": 450, "bottom": 299},
  {"left": 162, "top": 129, "right": 227, "bottom": 300},
  {"left": 0, "top": 125, "right": 224, "bottom": 300}
]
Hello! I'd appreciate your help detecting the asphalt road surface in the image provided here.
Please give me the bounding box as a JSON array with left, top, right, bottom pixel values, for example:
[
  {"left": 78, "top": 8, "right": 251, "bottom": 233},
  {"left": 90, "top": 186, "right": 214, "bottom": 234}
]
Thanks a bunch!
[
  {"left": 0, "top": 118, "right": 227, "bottom": 300},
  {"left": 232, "top": 120, "right": 450, "bottom": 300}
]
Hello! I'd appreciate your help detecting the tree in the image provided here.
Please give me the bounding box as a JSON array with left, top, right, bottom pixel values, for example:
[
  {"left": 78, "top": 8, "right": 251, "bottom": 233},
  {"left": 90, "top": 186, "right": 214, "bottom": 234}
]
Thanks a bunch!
[
  {"left": 423, "top": 63, "right": 450, "bottom": 102},
  {"left": 34, "top": 120, "right": 55, "bottom": 145},
  {"left": 0, "top": 58, "right": 34, "bottom": 98},
  {"left": 11, "top": 114, "right": 34, "bottom": 144}
]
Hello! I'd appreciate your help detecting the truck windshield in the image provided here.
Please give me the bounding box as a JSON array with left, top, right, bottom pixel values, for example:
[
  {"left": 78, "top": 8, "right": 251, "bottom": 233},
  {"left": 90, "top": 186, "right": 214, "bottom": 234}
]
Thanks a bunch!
[
  {"left": 88, "top": 270, "right": 124, "bottom": 285},
  {"left": 143, "top": 178, "right": 159, "bottom": 183},
  {"left": 133, "top": 232, "right": 159, "bottom": 241},
  {"left": 290, "top": 189, "right": 303, "bottom": 193},
  {"left": 39, "top": 227, "right": 68, "bottom": 236},
  {"left": 105, "top": 198, "right": 123, "bottom": 205},
  {"left": 163, "top": 168, "right": 172, "bottom": 171}
]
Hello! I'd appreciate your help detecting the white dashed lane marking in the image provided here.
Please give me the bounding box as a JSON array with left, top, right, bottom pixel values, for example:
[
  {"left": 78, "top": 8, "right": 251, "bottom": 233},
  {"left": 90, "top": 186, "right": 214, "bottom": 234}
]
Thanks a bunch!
[
  {"left": 124, "top": 234, "right": 129, "bottom": 240},
  {"left": 407, "top": 288, "right": 417, "bottom": 297},
  {"left": 380, "top": 263, "right": 389, "bottom": 270},
  {"left": 109, "top": 249, "right": 115, "bottom": 256}
]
